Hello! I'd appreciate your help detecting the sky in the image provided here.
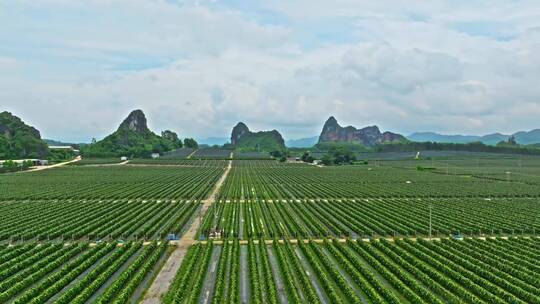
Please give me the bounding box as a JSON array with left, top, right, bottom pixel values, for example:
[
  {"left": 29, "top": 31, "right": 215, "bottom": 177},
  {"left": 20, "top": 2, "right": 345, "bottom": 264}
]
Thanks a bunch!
[{"left": 1, "top": 0, "right": 540, "bottom": 143}]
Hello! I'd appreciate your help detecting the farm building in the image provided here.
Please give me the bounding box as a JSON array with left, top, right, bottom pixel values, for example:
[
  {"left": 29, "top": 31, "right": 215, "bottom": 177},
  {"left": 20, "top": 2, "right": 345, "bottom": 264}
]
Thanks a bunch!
[
  {"left": 49, "top": 145, "right": 80, "bottom": 154},
  {"left": 0, "top": 159, "right": 48, "bottom": 168}
]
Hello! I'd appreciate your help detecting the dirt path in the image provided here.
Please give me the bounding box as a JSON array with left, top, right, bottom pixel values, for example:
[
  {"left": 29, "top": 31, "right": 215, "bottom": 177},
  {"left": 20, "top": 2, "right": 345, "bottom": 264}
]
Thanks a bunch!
[
  {"left": 141, "top": 159, "right": 232, "bottom": 304},
  {"left": 18, "top": 156, "right": 81, "bottom": 173},
  {"left": 187, "top": 149, "right": 198, "bottom": 159}
]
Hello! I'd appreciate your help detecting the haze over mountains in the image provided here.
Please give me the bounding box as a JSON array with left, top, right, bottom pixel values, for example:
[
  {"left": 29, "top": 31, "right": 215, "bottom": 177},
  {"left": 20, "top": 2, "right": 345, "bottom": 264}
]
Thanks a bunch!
[
  {"left": 407, "top": 131, "right": 540, "bottom": 146},
  {"left": 5, "top": 108, "right": 540, "bottom": 159}
]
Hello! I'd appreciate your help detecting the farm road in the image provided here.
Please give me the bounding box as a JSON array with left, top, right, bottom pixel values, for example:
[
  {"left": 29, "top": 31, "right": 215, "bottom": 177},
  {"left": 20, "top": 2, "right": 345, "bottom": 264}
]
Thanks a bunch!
[
  {"left": 141, "top": 159, "right": 232, "bottom": 304},
  {"left": 18, "top": 155, "right": 81, "bottom": 173}
]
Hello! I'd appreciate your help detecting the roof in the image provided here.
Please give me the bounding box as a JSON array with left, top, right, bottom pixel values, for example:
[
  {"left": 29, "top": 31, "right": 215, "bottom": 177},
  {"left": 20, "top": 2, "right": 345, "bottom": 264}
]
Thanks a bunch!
[{"left": 49, "top": 146, "right": 74, "bottom": 149}]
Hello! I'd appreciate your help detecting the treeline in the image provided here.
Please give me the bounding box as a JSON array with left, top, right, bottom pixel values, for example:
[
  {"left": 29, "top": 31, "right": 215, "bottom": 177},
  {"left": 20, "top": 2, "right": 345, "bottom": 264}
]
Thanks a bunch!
[{"left": 374, "top": 141, "right": 540, "bottom": 155}]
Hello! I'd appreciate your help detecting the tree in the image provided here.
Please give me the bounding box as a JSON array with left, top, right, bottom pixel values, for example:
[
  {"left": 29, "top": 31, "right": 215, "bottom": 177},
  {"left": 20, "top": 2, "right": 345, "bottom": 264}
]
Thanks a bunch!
[
  {"left": 161, "top": 130, "right": 183, "bottom": 149},
  {"left": 270, "top": 150, "right": 283, "bottom": 158},
  {"left": 320, "top": 146, "right": 356, "bottom": 166},
  {"left": 184, "top": 138, "right": 199, "bottom": 149},
  {"left": 301, "top": 151, "right": 315, "bottom": 163},
  {"left": 321, "top": 154, "right": 332, "bottom": 166},
  {"left": 497, "top": 136, "right": 518, "bottom": 148}
]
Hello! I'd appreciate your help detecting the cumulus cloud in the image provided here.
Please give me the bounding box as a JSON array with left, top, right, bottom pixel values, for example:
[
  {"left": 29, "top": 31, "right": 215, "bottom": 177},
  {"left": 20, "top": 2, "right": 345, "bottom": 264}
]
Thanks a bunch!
[{"left": 1, "top": 0, "right": 540, "bottom": 141}]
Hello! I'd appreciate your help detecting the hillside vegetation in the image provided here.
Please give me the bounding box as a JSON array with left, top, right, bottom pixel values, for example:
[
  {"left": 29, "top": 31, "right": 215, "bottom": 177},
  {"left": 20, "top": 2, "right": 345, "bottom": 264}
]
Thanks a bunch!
[
  {"left": 0, "top": 111, "right": 48, "bottom": 159},
  {"left": 82, "top": 110, "right": 182, "bottom": 158},
  {"left": 230, "top": 122, "right": 285, "bottom": 152}
]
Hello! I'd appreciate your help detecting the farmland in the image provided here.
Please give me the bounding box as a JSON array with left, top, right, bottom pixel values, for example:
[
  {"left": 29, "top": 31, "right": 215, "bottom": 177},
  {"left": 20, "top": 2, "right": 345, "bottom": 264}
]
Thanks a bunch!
[
  {"left": 1, "top": 153, "right": 540, "bottom": 303},
  {"left": 0, "top": 200, "right": 198, "bottom": 242},
  {"left": 192, "top": 148, "right": 232, "bottom": 159},
  {"left": 199, "top": 198, "right": 540, "bottom": 239},
  {"left": 0, "top": 241, "right": 168, "bottom": 303},
  {"left": 0, "top": 164, "right": 225, "bottom": 200},
  {"left": 219, "top": 160, "right": 540, "bottom": 199},
  {"left": 166, "top": 237, "right": 540, "bottom": 303}
]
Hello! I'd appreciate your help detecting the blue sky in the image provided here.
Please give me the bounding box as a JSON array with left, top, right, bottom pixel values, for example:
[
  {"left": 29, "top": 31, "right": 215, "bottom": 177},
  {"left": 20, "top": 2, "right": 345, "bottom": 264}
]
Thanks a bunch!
[{"left": 1, "top": 0, "right": 540, "bottom": 142}]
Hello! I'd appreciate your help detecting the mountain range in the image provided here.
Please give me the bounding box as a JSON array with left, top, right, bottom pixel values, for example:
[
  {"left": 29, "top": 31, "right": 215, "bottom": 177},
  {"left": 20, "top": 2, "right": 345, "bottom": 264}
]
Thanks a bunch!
[
  {"left": 5, "top": 108, "right": 540, "bottom": 159},
  {"left": 407, "top": 130, "right": 540, "bottom": 145},
  {"left": 318, "top": 116, "right": 406, "bottom": 147}
]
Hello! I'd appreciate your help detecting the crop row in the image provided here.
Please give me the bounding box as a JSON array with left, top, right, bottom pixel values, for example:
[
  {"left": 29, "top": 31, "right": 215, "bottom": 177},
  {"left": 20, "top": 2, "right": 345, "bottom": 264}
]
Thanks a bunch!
[
  {"left": 0, "top": 241, "right": 168, "bottom": 303},
  {"left": 192, "top": 148, "right": 232, "bottom": 159},
  {"left": 167, "top": 237, "right": 540, "bottom": 303},
  {"left": 126, "top": 159, "right": 228, "bottom": 167},
  {"left": 0, "top": 200, "right": 199, "bottom": 241},
  {"left": 0, "top": 165, "right": 224, "bottom": 200},
  {"left": 199, "top": 198, "right": 540, "bottom": 239},
  {"left": 219, "top": 160, "right": 540, "bottom": 199}
]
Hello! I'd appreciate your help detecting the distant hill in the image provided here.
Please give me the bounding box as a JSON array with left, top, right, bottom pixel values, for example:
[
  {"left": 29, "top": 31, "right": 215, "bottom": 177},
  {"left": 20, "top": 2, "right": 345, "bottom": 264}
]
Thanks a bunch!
[
  {"left": 0, "top": 111, "right": 48, "bottom": 159},
  {"left": 197, "top": 137, "right": 229, "bottom": 146},
  {"left": 230, "top": 122, "right": 285, "bottom": 151},
  {"left": 285, "top": 136, "right": 318, "bottom": 148},
  {"left": 406, "top": 132, "right": 481, "bottom": 144},
  {"left": 318, "top": 116, "right": 406, "bottom": 147},
  {"left": 408, "top": 130, "right": 540, "bottom": 145},
  {"left": 513, "top": 129, "right": 540, "bottom": 145},
  {"left": 44, "top": 139, "right": 75, "bottom": 146},
  {"left": 82, "top": 109, "right": 182, "bottom": 157}
]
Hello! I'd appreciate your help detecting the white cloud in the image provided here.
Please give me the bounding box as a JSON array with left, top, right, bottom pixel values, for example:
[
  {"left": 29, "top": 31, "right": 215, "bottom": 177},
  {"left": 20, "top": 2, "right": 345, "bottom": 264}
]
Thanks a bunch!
[
  {"left": 0, "top": 57, "right": 18, "bottom": 68},
  {"left": 1, "top": 0, "right": 540, "bottom": 141}
]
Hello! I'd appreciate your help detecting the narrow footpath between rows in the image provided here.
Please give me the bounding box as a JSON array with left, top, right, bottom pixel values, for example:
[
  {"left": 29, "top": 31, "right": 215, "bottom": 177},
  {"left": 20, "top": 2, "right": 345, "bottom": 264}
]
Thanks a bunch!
[{"left": 142, "top": 159, "right": 232, "bottom": 304}]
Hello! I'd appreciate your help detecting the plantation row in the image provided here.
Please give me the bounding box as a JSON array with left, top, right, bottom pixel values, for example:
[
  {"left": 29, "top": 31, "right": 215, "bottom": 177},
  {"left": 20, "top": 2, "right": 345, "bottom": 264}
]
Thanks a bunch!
[
  {"left": 387, "top": 156, "right": 540, "bottom": 185},
  {"left": 0, "top": 165, "right": 224, "bottom": 200},
  {"left": 166, "top": 237, "right": 540, "bottom": 304},
  {"left": 126, "top": 159, "right": 228, "bottom": 167},
  {"left": 68, "top": 158, "right": 125, "bottom": 166},
  {"left": 219, "top": 160, "right": 540, "bottom": 199},
  {"left": 0, "top": 200, "right": 199, "bottom": 241},
  {"left": 198, "top": 198, "right": 540, "bottom": 239},
  {"left": 0, "top": 241, "right": 167, "bottom": 304},
  {"left": 192, "top": 148, "right": 232, "bottom": 159}
]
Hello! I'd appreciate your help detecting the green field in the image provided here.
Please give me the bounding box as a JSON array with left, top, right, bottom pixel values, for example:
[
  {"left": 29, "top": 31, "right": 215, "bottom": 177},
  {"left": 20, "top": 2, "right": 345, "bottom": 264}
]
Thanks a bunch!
[
  {"left": 219, "top": 159, "right": 540, "bottom": 199},
  {"left": 167, "top": 237, "right": 540, "bottom": 303},
  {"left": 1, "top": 152, "right": 539, "bottom": 303},
  {"left": 0, "top": 164, "right": 224, "bottom": 200},
  {"left": 199, "top": 198, "right": 539, "bottom": 239},
  {"left": 0, "top": 241, "right": 168, "bottom": 303}
]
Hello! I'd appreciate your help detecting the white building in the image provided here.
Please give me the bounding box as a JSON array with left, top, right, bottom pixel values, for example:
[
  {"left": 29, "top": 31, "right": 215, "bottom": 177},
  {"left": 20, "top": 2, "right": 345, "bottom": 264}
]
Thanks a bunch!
[
  {"left": 49, "top": 145, "right": 80, "bottom": 154},
  {"left": 0, "top": 159, "right": 48, "bottom": 168}
]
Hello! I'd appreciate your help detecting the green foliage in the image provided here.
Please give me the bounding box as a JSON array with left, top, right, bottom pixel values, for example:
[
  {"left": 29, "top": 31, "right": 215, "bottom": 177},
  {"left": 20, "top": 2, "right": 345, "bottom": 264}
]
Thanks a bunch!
[
  {"left": 161, "top": 130, "right": 183, "bottom": 149},
  {"left": 0, "top": 163, "right": 226, "bottom": 200},
  {"left": 235, "top": 130, "right": 285, "bottom": 152},
  {"left": 0, "top": 111, "right": 48, "bottom": 159},
  {"left": 82, "top": 127, "right": 179, "bottom": 158},
  {"left": 376, "top": 140, "right": 540, "bottom": 155},
  {"left": 497, "top": 135, "right": 518, "bottom": 148},
  {"left": 315, "top": 141, "right": 368, "bottom": 152},
  {"left": 183, "top": 138, "right": 199, "bottom": 149},
  {"left": 300, "top": 151, "right": 315, "bottom": 163},
  {"left": 48, "top": 149, "right": 76, "bottom": 162},
  {"left": 416, "top": 166, "right": 436, "bottom": 171},
  {"left": 0, "top": 159, "right": 33, "bottom": 173},
  {"left": 321, "top": 146, "right": 357, "bottom": 165}
]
